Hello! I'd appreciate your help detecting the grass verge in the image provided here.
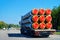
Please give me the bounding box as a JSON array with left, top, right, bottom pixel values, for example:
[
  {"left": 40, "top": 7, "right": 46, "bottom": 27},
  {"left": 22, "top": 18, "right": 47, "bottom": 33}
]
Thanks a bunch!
[{"left": 55, "top": 32, "right": 60, "bottom": 35}]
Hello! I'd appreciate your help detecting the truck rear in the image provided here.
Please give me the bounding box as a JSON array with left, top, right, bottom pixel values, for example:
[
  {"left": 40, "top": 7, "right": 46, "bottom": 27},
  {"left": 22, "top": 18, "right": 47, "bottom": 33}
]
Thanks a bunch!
[{"left": 19, "top": 8, "right": 56, "bottom": 37}]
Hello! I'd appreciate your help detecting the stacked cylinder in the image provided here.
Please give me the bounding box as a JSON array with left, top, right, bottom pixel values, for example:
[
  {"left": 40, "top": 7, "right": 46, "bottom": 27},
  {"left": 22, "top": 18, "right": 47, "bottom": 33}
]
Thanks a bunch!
[
  {"left": 39, "top": 9, "right": 45, "bottom": 29},
  {"left": 21, "top": 8, "right": 52, "bottom": 29},
  {"left": 32, "top": 9, "right": 39, "bottom": 29},
  {"left": 45, "top": 9, "right": 52, "bottom": 29}
]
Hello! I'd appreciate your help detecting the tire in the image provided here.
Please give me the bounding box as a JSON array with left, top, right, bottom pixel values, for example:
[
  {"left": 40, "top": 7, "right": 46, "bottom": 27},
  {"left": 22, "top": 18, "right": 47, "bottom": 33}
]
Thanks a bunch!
[
  {"left": 42, "top": 35, "right": 49, "bottom": 37},
  {"left": 20, "top": 28, "right": 24, "bottom": 34},
  {"left": 45, "top": 35, "right": 49, "bottom": 37}
]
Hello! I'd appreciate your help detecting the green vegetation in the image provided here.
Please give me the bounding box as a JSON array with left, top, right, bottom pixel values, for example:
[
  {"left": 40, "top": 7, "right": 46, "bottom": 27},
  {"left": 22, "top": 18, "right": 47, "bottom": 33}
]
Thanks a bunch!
[
  {"left": 52, "top": 5, "right": 60, "bottom": 30},
  {"left": 0, "top": 21, "right": 20, "bottom": 29},
  {"left": 0, "top": 21, "right": 8, "bottom": 29},
  {"left": 58, "top": 26, "right": 60, "bottom": 30},
  {"left": 55, "top": 32, "right": 60, "bottom": 35}
]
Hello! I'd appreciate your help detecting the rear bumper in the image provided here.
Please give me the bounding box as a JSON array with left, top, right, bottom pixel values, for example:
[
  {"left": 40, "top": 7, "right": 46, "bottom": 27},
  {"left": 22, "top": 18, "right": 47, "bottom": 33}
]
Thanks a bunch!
[
  {"left": 34, "top": 29, "right": 56, "bottom": 32},
  {"left": 34, "top": 29, "right": 56, "bottom": 36}
]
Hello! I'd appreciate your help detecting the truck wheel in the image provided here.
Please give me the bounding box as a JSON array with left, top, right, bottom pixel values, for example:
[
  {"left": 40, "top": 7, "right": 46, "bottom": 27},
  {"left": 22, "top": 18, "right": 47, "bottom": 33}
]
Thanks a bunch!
[
  {"left": 21, "top": 28, "right": 27, "bottom": 34},
  {"left": 42, "top": 35, "right": 49, "bottom": 37},
  {"left": 20, "top": 29, "right": 24, "bottom": 34},
  {"left": 45, "top": 35, "right": 49, "bottom": 37}
]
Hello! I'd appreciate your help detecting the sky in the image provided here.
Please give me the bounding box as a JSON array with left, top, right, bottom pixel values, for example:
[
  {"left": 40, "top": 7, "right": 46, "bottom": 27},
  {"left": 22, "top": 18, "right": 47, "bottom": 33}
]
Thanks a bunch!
[{"left": 0, "top": 0, "right": 60, "bottom": 24}]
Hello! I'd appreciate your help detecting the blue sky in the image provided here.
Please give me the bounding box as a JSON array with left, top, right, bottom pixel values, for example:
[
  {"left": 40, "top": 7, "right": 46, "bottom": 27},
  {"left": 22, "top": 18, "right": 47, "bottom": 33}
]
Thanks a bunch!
[{"left": 0, "top": 0, "right": 60, "bottom": 24}]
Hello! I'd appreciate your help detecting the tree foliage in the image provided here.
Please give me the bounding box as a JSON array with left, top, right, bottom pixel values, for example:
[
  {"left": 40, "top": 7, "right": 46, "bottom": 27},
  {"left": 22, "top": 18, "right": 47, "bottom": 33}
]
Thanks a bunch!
[
  {"left": 52, "top": 5, "right": 60, "bottom": 30},
  {"left": 8, "top": 24, "right": 20, "bottom": 28},
  {"left": 0, "top": 21, "right": 8, "bottom": 29},
  {"left": 0, "top": 21, "right": 20, "bottom": 29}
]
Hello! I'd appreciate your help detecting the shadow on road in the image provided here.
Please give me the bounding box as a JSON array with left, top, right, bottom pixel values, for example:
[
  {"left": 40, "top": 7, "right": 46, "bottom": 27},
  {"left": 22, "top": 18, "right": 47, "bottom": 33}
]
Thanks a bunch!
[
  {"left": 8, "top": 33, "right": 32, "bottom": 38},
  {"left": 8, "top": 33, "right": 49, "bottom": 38}
]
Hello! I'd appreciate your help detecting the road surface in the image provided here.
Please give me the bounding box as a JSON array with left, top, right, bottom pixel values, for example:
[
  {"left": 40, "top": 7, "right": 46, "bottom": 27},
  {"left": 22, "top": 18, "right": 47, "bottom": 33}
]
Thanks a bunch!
[{"left": 0, "top": 29, "right": 60, "bottom": 40}]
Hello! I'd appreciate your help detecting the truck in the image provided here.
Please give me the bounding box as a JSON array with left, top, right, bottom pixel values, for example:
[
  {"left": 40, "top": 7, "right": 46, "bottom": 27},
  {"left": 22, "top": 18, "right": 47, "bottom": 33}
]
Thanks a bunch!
[{"left": 19, "top": 8, "right": 56, "bottom": 37}]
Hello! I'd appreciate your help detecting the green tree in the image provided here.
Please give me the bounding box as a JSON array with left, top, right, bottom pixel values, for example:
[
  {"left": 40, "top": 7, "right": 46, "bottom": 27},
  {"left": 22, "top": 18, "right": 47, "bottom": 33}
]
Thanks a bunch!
[
  {"left": 0, "top": 21, "right": 8, "bottom": 29},
  {"left": 52, "top": 5, "right": 60, "bottom": 30},
  {"left": 8, "top": 24, "right": 20, "bottom": 28}
]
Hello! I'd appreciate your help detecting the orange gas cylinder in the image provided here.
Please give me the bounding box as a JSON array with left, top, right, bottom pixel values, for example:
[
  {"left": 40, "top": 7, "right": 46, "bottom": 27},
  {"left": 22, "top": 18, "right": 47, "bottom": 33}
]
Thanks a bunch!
[
  {"left": 32, "top": 15, "right": 39, "bottom": 22},
  {"left": 39, "top": 15, "right": 45, "bottom": 22},
  {"left": 39, "top": 22, "right": 45, "bottom": 29},
  {"left": 46, "top": 15, "right": 52, "bottom": 22},
  {"left": 46, "top": 22, "right": 52, "bottom": 29},
  {"left": 45, "top": 9, "right": 51, "bottom": 15},
  {"left": 32, "top": 22, "right": 39, "bottom": 29},
  {"left": 32, "top": 9, "right": 38, "bottom": 15},
  {"left": 39, "top": 9, "right": 45, "bottom": 15}
]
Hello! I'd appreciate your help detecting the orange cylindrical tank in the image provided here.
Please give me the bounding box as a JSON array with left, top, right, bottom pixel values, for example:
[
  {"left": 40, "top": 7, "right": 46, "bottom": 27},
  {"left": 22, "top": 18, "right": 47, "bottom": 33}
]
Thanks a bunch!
[
  {"left": 32, "top": 9, "right": 38, "bottom": 15},
  {"left": 32, "top": 15, "right": 39, "bottom": 22},
  {"left": 45, "top": 9, "right": 51, "bottom": 15},
  {"left": 39, "top": 8, "right": 45, "bottom": 15},
  {"left": 39, "top": 15, "right": 45, "bottom": 22},
  {"left": 32, "top": 22, "right": 39, "bottom": 29},
  {"left": 46, "top": 22, "right": 52, "bottom": 29},
  {"left": 39, "top": 22, "right": 45, "bottom": 29},
  {"left": 46, "top": 15, "right": 52, "bottom": 22}
]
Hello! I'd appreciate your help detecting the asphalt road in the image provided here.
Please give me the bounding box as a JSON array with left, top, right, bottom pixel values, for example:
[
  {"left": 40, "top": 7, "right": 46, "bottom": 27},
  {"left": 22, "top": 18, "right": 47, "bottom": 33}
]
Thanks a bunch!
[{"left": 0, "top": 29, "right": 60, "bottom": 40}]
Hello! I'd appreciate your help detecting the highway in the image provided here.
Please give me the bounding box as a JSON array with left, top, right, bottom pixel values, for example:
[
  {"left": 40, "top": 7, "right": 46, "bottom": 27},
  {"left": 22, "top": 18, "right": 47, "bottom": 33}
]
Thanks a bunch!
[{"left": 0, "top": 29, "right": 60, "bottom": 40}]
